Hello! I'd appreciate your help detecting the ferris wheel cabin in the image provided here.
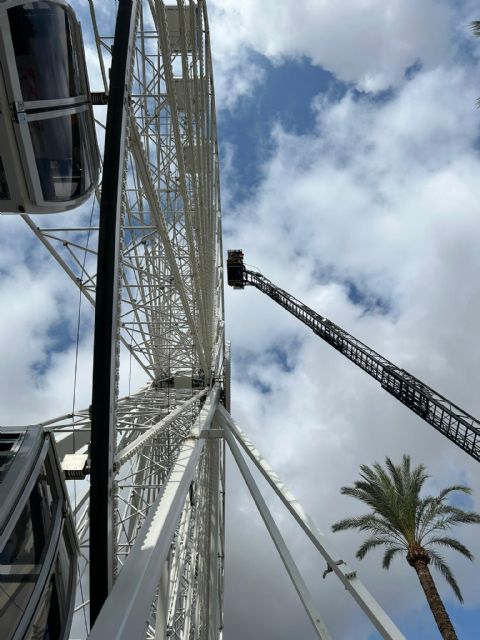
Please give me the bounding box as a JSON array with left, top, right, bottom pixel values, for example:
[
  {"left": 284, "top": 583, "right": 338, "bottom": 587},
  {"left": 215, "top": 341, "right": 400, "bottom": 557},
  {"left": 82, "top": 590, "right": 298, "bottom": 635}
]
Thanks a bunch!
[
  {"left": 0, "top": 0, "right": 100, "bottom": 214},
  {"left": 0, "top": 426, "right": 77, "bottom": 639}
]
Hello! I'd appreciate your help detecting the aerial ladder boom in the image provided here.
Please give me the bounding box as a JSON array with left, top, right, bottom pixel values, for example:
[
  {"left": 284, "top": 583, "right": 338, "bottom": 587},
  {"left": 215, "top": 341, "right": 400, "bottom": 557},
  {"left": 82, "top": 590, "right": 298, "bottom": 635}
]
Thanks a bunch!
[{"left": 226, "top": 250, "right": 480, "bottom": 463}]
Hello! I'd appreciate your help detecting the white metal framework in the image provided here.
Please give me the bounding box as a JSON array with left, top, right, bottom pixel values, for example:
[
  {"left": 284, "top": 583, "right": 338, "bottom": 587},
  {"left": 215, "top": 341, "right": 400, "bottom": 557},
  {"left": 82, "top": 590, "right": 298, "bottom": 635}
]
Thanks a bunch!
[
  {"left": 4, "top": 2, "right": 409, "bottom": 639},
  {"left": 23, "top": 1, "right": 226, "bottom": 637}
]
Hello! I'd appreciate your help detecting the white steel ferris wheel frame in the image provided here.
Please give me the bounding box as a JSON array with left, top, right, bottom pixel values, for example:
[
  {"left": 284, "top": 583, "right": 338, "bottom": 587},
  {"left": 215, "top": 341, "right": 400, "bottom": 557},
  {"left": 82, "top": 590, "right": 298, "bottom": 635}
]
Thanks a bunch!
[
  {"left": 23, "top": 1, "right": 226, "bottom": 637},
  {"left": 16, "top": 2, "right": 410, "bottom": 639}
]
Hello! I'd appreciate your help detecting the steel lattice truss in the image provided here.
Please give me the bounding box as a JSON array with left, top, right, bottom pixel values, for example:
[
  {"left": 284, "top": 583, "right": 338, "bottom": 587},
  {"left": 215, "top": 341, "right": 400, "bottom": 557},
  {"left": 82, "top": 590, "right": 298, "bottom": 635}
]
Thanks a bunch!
[
  {"left": 242, "top": 268, "right": 480, "bottom": 462},
  {"left": 25, "top": 1, "right": 226, "bottom": 638}
]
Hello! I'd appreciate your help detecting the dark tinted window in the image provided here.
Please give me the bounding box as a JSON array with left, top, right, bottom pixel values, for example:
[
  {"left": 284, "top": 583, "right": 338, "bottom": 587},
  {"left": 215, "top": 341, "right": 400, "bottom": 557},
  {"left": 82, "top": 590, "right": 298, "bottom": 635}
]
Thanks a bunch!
[
  {"left": 29, "top": 110, "right": 95, "bottom": 202},
  {"left": 0, "top": 158, "right": 10, "bottom": 199},
  {"left": 25, "top": 527, "right": 73, "bottom": 640},
  {"left": 0, "top": 466, "right": 57, "bottom": 637},
  {"left": 0, "top": 433, "right": 21, "bottom": 479},
  {"left": 25, "top": 574, "right": 61, "bottom": 640},
  {"left": 8, "top": 2, "right": 84, "bottom": 101}
]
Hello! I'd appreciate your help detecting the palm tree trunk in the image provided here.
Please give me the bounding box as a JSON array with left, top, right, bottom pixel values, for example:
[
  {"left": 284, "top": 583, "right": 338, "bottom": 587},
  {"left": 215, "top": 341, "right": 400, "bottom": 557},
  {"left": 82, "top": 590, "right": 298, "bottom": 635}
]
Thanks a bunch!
[{"left": 412, "top": 560, "right": 457, "bottom": 640}]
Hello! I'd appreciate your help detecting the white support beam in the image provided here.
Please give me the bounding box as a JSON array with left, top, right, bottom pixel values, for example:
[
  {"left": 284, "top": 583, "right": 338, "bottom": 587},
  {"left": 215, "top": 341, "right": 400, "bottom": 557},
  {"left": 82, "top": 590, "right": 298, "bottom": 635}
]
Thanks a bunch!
[
  {"left": 223, "top": 421, "right": 331, "bottom": 640},
  {"left": 207, "top": 439, "right": 221, "bottom": 640},
  {"left": 22, "top": 214, "right": 153, "bottom": 380},
  {"left": 156, "top": 0, "right": 212, "bottom": 355},
  {"left": 88, "top": 385, "right": 220, "bottom": 640},
  {"left": 53, "top": 427, "right": 91, "bottom": 460},
  {"left": 165, "top": 497, "right": 192, "bottom": 631},
  {"left": 116, "top": 388, "right": 208, "bottom": 465},
  {"left": 154, "top": 559, "right": 169, "bottom": 639},
  {"left": 216, "top": 405, "right": 406, "bottom": 640},
  {"left": 128, "top": 120, "right": 209, "bottom": 374}
]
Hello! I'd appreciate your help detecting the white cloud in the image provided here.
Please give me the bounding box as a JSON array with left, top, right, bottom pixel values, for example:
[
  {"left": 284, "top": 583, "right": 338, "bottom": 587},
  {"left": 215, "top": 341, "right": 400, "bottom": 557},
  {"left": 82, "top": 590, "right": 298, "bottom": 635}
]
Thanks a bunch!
[
  {"left": 209, "top": 0, "right": 455, "bottom": 107},
  {"left": 0, "top": 215, "right": 95, "bottom": 423}
]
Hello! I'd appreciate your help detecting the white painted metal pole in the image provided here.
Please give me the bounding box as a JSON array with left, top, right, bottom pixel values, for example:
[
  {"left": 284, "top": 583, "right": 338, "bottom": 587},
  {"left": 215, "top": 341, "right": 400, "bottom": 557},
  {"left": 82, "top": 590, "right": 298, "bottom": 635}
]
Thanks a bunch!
[
  {"left": 154, "top": 559, "right": 169, "bottom": 639},
  {"left": 208, "top": 439, "right": 221, "bottom": 640},
  {"left": 216, "top": 405, "right": 406, "bottom": 640},
  {"left": 116, "top": 389, "right": 208, "bottom": 465},
  {"left": 224, "top": 425, "right": 332, "bottom": 640}
]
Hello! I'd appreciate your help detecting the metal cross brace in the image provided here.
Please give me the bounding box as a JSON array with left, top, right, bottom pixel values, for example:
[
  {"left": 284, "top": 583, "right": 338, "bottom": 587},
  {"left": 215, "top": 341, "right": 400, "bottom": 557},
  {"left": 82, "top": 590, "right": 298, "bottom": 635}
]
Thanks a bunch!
[{"left": 216, "top": 405, "right": 406, "bottom": 640}]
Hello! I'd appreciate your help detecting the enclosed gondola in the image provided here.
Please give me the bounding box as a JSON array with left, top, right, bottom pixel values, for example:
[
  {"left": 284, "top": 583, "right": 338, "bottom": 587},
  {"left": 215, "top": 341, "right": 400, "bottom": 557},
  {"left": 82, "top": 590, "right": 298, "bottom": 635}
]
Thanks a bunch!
[
  {"left": 0, "top": 426, "right": 77, "bottom": 639},
  {"left": 0, "top": 0, "right": 100, "bottom": 213}
]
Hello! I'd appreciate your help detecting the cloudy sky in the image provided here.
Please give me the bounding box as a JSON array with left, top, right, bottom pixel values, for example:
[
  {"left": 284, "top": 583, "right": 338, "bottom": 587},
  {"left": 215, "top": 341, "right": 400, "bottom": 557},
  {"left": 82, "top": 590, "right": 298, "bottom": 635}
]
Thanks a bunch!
[
  {"left": 1, "top": 1, "right": 480, "bottom": 639},
  {"left": 208, "top": 0, "right": 480, "bottom": 638}
]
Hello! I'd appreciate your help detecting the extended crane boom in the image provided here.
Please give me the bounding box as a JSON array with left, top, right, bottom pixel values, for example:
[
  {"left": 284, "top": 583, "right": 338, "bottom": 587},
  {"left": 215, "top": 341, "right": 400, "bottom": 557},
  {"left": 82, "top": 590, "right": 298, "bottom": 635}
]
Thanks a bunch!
[{"left": 226, "top": 249, "right": 480, "bottom": 463}]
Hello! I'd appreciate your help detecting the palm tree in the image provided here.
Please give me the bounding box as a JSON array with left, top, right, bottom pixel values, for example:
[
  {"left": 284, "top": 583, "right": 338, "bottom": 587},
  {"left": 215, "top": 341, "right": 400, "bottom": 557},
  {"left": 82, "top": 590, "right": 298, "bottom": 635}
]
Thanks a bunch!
[{"left": 331, "top": 455, "right": 480, "bottom": 640}]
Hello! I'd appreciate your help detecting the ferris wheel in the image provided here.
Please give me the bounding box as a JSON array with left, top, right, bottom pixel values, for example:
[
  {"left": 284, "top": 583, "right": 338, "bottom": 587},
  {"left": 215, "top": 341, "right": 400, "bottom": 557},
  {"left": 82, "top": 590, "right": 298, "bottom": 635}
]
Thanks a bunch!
[{"left": 0, "top": 1, "right": 225, "bottom": 638}]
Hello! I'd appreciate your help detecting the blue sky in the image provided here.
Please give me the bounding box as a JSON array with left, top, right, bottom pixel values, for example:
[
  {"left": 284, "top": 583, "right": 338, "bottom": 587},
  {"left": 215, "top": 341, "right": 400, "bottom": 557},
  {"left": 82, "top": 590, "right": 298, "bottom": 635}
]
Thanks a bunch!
[{"left": 218, "top": 57, "right": 338, "bottom": 199}]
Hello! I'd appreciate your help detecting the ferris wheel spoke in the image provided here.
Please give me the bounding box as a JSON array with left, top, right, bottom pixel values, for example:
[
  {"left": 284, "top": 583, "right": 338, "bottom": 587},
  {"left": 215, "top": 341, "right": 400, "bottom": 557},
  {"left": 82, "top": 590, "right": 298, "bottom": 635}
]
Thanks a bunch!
[
  {"left": 156, "top": 2, "right": 211, "bottom": 337},
  {"left": 127, "top": 119, "right": 209, "bottom": 372},
  {"left": 87, "top": 0, "right": 110, "bottom": 92}
]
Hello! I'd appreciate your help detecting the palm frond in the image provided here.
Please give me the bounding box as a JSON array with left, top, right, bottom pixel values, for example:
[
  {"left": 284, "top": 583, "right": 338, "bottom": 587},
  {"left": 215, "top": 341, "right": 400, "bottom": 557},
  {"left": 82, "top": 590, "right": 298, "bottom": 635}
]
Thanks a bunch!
[
  {"left": 405, "top": 456, "right": 428, "bottom": 495},
  {"left": 331, "top": 516, "right": 367, "bottom": 532},
  {"left": 339, "top": 457, "right": 432, "bottom": 542},
  {"left": 340, "top": 484, "right": 399, "bottom": 527},
  {"left": 332, "top": 513, "right": 398, "bottom": 536},
  {"left": 421, "top": 507, "right": 480, "bottom": 540},
  {"left": 385, "top": 457, "right": 409, "bottom": 510},
  {"left": 416, "top": 491, "right": 480, "bottom": 543},
  {"left": 416, "top": 496, "right": 438, "bottom": 539},
  {"left": 382, "top": 546, "right": 404, "bottom": 569},
  {"left": 332, "top": 513, "right": 405, "bottom": 545},
  {"left": 425, "top": 536, "right": 474, "bottom": 561},
  {"left": 385, "top": 456, "right": 401, "bottom": 486},
  {"left": 444, "top": 508, "right": 480, "bottom": 524},
  {"left": 356, "top": 536, "right": 392, "bottom": 560},
  {"left": 437, "top": 485, "right": 471, "bottom": 500},
  {"left": 428, "top": 549, "right": 463, "bottom": 603}
]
